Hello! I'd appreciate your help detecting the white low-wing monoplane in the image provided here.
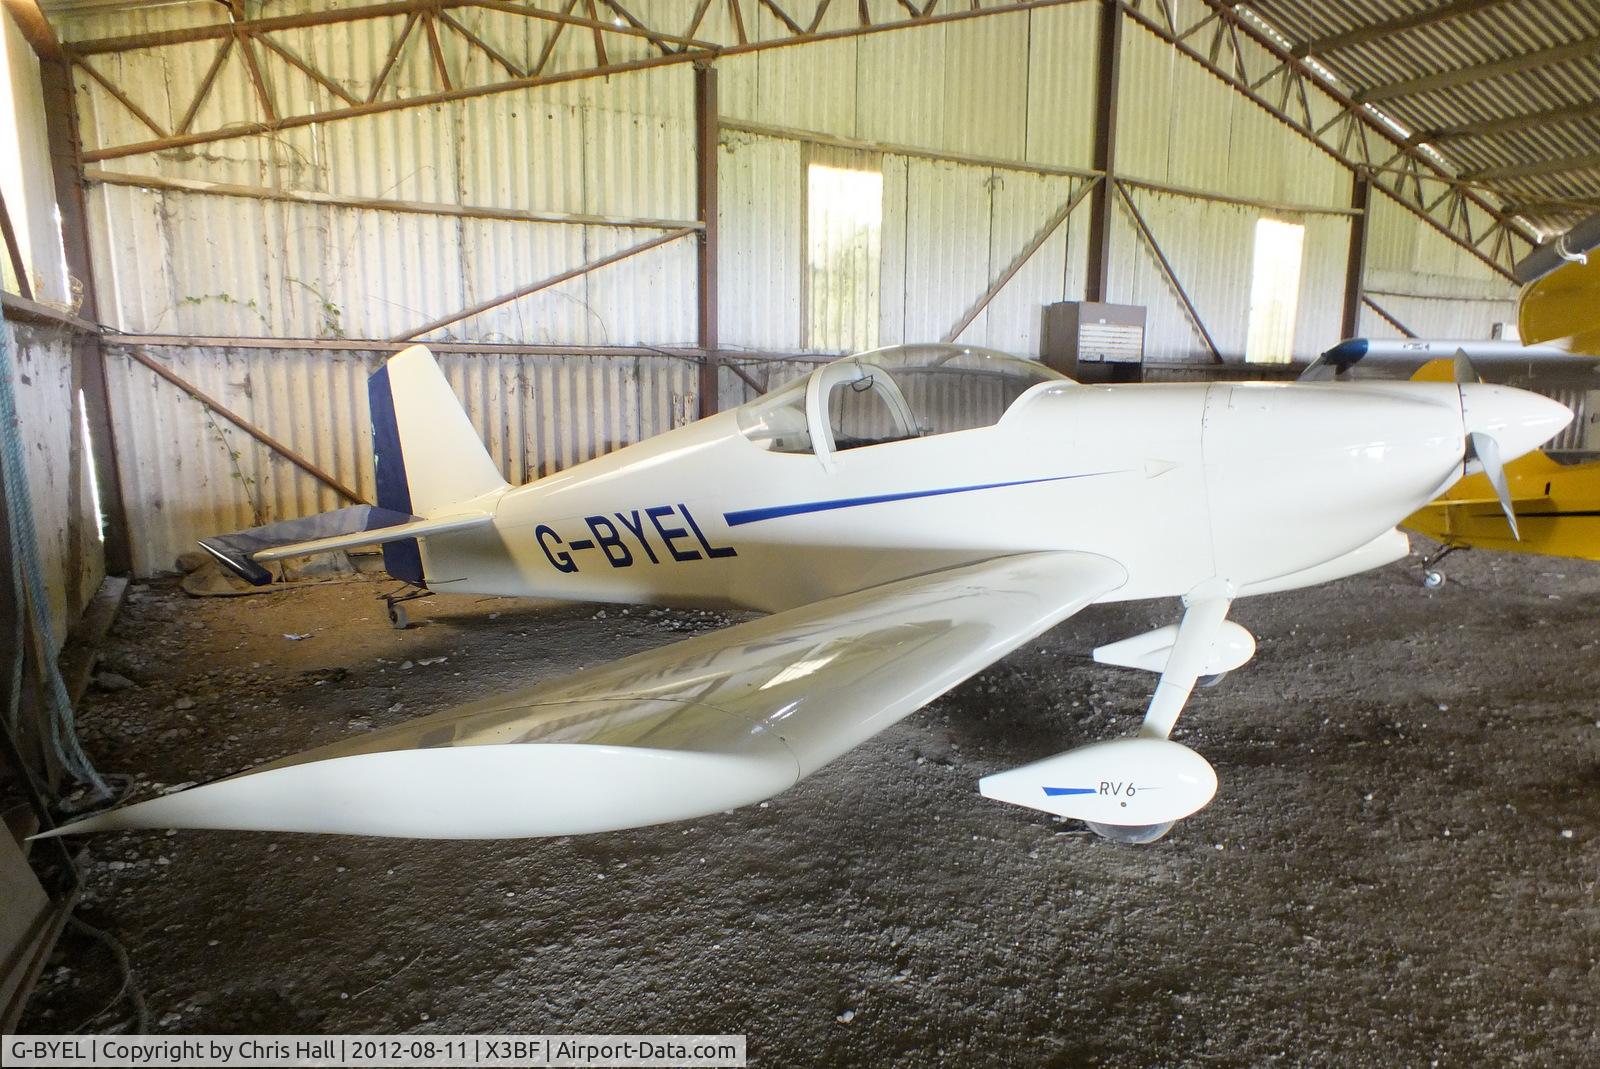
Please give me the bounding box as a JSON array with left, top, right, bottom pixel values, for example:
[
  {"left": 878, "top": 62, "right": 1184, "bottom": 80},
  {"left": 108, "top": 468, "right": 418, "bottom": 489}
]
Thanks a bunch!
[{"left": 50, "top": 344, "right": 1570, "bottom": 843}]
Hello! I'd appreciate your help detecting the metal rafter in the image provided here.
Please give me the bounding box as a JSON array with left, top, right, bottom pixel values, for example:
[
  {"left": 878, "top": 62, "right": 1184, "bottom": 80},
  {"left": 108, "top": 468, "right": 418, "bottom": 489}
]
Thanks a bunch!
[
  {"left": 1417, "top": 100, "right": 1600, "bottom": 145},
  {"left": 1464, "top": 151, "right": 1600, "bottom": 183},
  {"left": 1292, "top": 0, "right": 1517, "bottom": 58},
  {"left": 1354, "top": 36, "right": 1600, "bottom": 105},
  {"left": 1122, "top": 0, "right": 1535, "bottom": 282},
  {"left": 64, "top": 0, "right": 1091, "bottom": 163}
]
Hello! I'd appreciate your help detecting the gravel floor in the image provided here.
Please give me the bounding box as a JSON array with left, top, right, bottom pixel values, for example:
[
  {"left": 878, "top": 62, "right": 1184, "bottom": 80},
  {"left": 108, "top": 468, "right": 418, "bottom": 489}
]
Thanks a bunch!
[{"left": 19, "top": 547, "right": 1600, "bottom": 1066}]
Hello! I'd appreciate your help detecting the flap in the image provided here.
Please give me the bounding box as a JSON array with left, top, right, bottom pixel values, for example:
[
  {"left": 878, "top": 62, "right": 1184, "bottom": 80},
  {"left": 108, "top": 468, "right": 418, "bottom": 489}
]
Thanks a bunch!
[{"left": 46, "top": 551, "right": 1126, "bottom": 839}]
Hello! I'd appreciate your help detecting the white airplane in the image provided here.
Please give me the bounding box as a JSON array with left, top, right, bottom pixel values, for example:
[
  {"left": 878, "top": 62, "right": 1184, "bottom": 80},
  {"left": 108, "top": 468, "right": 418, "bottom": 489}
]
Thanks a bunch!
[{"left": 46, "top": 343, "right": 1571, "bottom": 844}]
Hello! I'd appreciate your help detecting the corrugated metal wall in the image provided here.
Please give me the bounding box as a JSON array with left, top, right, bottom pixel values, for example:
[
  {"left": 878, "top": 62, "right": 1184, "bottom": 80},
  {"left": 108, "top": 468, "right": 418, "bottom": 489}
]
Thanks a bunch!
[
  {"left": 102, "top": 344, "right": 697, "bottom": 575},
  {"left": 4, "top": 323, "right": 104, "bottom": 650},
  {"left": 48, "top": 2, "right": 1524, "bottom": 575},
  {"left": 1, "top": 11, "right": 70, "bottom": 304},
  {"left": 1361, "top": 191, "right": 1520, "bottom": 340}
]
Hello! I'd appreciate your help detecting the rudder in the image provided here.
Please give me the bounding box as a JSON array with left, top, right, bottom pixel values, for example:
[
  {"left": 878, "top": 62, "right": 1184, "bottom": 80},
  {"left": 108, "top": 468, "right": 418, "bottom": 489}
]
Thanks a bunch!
[{"left": 368, "top": 345, "right": 508, "bottom": 585}]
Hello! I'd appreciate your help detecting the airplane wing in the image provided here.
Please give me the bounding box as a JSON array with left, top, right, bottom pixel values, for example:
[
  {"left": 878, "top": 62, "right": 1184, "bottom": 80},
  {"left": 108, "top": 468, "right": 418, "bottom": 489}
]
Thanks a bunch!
[
  {"left": 1516, "top": 212, "right": 1600, "bottom": 352},
  {"left": 44, "top": 551, "right": 1127, "bottom": 839}
]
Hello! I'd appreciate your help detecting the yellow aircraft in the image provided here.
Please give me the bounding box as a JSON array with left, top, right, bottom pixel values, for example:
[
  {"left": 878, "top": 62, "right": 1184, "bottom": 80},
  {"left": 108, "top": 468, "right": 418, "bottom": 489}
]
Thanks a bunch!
[{"left": 1310, "top": 213, "right": 1600, "bottom": 587}]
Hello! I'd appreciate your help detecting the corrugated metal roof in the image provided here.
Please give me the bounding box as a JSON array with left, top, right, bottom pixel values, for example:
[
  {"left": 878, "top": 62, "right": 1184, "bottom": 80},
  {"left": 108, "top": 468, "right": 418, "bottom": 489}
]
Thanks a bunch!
[{"left": 1242, "top": 0, "right": 1600, "bottom": 235}]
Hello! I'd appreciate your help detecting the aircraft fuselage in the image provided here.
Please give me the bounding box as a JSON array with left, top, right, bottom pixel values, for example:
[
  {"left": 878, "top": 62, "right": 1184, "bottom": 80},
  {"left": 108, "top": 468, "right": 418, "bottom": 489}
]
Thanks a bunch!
[{"left": 419, "top": 378, "right": 1546, "bottom": 613}]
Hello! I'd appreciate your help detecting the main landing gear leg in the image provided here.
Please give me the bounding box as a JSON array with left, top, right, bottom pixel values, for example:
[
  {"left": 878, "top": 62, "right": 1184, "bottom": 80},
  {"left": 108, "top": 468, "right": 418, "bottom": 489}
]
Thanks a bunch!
[
  {"left": 380, "top": 588, "right": 434, "bottom": 630},
  {"left": 1086, "top": 584, "right": 1234, "bottom": 845},
  {"left": 1420, "top": 543, "right": 1465, "bottom": 590}
]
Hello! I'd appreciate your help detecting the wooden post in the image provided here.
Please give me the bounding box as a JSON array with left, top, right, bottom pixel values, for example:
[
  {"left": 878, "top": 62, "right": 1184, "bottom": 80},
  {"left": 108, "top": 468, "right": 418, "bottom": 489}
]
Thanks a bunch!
[{"left": 695, "top": 62, "right": 721, "bottom": 417}]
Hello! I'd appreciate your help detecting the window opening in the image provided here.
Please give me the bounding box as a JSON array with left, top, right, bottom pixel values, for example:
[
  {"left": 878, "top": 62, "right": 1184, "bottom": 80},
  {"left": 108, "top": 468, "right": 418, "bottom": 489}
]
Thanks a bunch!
[
  {"left": 1245, "top": 218, "right": 1305, "bottom": 364},
  {"left": 806, "top": 160, "right": 883, "bottom": 353}
]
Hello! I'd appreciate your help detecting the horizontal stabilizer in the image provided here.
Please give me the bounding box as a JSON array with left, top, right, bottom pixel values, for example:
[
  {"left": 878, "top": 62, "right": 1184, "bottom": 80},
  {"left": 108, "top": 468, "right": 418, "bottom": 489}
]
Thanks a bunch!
[{"left": 199, "top": 506, "right": 493, "bottom": 586}]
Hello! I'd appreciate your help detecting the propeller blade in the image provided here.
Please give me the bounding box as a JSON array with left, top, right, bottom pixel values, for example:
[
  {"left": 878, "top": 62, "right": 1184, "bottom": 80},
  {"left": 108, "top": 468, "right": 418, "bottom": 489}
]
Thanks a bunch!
[
  {"left": 1453, "top": 348, "right": 1482, "bottom": 385},
  {"left": 1468, "top": 430, "right": 1520, "bottom": 540}
]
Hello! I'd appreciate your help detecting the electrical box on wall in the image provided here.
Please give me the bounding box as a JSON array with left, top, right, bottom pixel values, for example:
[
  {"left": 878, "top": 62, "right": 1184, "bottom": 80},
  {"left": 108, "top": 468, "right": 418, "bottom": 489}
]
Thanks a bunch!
[{"left": 1041, "top": 302, "right": 1147, "bottom": 383}]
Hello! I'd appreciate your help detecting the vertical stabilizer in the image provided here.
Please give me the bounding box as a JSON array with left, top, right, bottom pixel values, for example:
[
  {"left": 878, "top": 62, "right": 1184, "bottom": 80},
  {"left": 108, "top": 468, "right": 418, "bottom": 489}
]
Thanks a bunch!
[{"left": 368, "top": 345, "right": 508, "bottom": 584}]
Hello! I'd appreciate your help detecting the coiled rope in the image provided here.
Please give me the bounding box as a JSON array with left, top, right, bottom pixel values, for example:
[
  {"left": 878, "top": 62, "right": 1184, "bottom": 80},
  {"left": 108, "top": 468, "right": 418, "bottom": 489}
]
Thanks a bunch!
[{"left": 1, "top": 323, "right": 109, "bottom": 797}]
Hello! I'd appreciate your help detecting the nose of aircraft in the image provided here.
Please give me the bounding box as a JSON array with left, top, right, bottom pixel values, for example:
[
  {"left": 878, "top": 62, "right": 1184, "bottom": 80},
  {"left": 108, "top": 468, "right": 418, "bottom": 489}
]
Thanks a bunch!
[{"left": 1459, "top": 383, "right": 1573, "bottom": 460}]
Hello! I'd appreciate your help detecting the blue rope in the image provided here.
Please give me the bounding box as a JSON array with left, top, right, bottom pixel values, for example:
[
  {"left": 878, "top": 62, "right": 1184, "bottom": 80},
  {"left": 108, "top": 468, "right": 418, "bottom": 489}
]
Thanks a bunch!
[{"left": 1, "top": 324, "right": 109, "bottom": 797}]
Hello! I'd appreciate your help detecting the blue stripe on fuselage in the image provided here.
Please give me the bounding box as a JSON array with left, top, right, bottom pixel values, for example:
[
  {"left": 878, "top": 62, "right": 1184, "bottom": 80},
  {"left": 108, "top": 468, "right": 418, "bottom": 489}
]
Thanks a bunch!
[{"left": 721, "top": 473, "right": 1110, "bottom": 528}]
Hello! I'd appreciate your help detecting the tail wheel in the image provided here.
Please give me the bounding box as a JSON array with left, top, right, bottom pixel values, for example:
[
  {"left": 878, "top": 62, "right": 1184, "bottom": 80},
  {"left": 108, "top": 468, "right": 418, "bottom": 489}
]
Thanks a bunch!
[
  {"left": 386, "top": 602, "right": 409, "bottom": 630},
  {"left": 1422, "top": 569, "right": 1446, "bottom": 590},
  {"left": 1086, "top": 820, "right": 1175, "bottom": 844}
]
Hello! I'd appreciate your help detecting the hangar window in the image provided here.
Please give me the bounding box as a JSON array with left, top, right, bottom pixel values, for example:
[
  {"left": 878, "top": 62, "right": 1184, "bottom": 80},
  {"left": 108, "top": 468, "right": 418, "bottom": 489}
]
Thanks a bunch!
[
  {"left": 805, "top": 155, "right": 883, "bottom": 354},
  {"left": 1245, "top": 217, "right": 1305, "bottom": 364}
]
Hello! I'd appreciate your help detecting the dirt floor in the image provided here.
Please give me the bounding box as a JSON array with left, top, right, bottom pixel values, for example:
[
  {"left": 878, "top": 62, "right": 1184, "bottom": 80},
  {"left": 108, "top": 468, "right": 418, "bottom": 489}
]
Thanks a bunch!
[{"left": 18, "top": 546, "right": 1600, "bottom": 1066}]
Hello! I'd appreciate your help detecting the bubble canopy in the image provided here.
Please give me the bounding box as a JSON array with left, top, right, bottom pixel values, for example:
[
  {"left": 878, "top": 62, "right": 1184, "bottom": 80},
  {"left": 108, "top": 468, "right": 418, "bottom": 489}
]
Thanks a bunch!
[{"left": 735, "top": 344, "right": 1070, "bottom": 457}]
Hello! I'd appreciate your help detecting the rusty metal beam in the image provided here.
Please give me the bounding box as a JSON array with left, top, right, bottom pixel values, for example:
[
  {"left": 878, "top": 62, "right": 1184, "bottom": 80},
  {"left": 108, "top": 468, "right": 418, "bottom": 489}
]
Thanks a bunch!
[
  {"left": 394, "top": 227, "right": 697, "bottom": 341},
  {"left": 1117, "top": 182, "right": 1222, "bottom": 362},
  {"left": 71, "top": 1, "right": 1089, "bottom": 162},
  {"left": 256, "top": 35, "right": 361, "bottom": 108},
  {"left": 1124, "top": 0, "right": 1534, "bottom": 282},
  {"left": 423, "top": 10, "right": 454, "bottom": 90},
  {"left": 73, "top": 57, "right": 168, "bottom": 138},
  {"left": 438, "top": 10, "right": 526, "bottom": 79},
  {"left": 695, "top": 63, "right": 720, "bottom": 419},
  {"left": 176, "top": 36, "right": 235, "bottom": 135},
  {"left": 1341, "top": 176, "right": 1370, "bottom": 340},
  {"left": 1, "top": 292, "right": 97, "bottom": 333},
  {"left": 39, "top": 55, "right": 130, "bottom": 576},
  {"left": 1, "top": 0, "right": 61, "bottom": 61},
  {"left": 732, "top": 119, "right": 1355, "bottom": 216},
  {"left": 366, "top": 12, "right": 419, "bottom": 104},
  {"left": 944, "top": 177, "right": 1098, "bottom": 343},
  {"left": 682, "top": 0, "right": 716, "bottom": 50},
  {"left": 1416, "top": 100, "right": 1600, "bottom": 145},
  {"left": 1361, "top": 295, "right": 1417, "bottom": 339},
  {"left": 1499, "top": 194, "right": 1600, "bottom": 215},
  {"left": 531, "top": 0, "right": 578, "bottom": 75},
  {"left": 1293, "top": 0, "right": 1514, "bottom": 58},
  {"left": 84, "top": 167, "right": 703, "bottom": 231},
  {"left": 1085, "top": 0, "right": 1121, "bottom": 303},
  {"left": 1463, "top": 151, "right": 1600, "bottom": 183},
  {"left": 102, "top": 335, "right": 706, "bottom": 358},
  {"left": 120, "top": 346, "right": 368, "bottom": 505},
  {"left": 231, "top": 8, "right": 278, "bottom": 124},
  {"left": 468, "top": 0, "right": 718, "bottom": 50},
  {"left": 1356, "top": 36, "right": 1600, "bottom": 105},
  {"left": 69, "top": 1, "right": 451, "bottom": 55},
  {"left": 722, "top": 359, "right": 766, "bottom": 396},
  {"left": 0, "top": 190, "right": 32, "bottom": 300},
  {"left": 604, "top": 0, "right": 676, "bottom": 56},
  {"left": 724, "top": 119, "right": 1100, "bottom": 181}
]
